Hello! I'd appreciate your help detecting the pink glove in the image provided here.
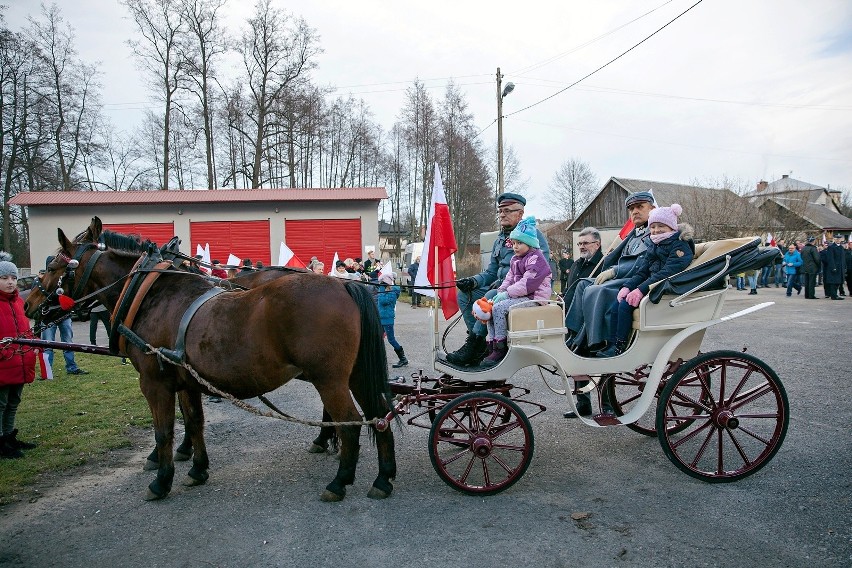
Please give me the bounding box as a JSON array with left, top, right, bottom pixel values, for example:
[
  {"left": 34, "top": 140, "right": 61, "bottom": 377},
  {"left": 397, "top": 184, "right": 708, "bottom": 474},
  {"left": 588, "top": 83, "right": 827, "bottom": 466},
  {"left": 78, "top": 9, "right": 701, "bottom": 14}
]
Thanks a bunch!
[
  {"left": 626, "top": 288, "right": 644, "bottom": 307},
  {"left": 617, "top": 287, "right": 630, "bottom": 302}
]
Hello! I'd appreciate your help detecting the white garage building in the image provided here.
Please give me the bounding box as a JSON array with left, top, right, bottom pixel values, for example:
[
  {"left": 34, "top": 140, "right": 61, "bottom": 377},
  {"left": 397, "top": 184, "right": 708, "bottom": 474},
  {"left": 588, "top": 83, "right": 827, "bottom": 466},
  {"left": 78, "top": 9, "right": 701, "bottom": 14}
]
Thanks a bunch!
[{"left": 11, "top": 188, "right": 386, "bottom": 271}]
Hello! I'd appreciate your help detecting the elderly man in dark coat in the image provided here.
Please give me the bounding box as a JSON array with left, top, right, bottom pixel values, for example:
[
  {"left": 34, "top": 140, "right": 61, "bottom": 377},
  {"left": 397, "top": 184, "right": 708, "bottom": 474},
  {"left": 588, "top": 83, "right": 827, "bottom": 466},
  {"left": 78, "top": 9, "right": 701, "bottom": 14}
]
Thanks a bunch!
[
  {"left": 565, "top": 191, "right": 655, "bottom": 351},
  {"left": 445, "top": 192, "right": 550, "bottom": 366},
  {"left": 824, "top": 234, "right": 847, "bottom": 300}
]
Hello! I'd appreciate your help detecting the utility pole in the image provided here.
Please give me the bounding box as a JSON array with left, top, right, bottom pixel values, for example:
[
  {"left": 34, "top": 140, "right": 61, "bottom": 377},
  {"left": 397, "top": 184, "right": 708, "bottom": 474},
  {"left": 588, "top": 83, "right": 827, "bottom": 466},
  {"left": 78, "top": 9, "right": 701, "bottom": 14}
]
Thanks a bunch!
[{"left": 496, "top": 67, "right": 515, "bottom": 201}]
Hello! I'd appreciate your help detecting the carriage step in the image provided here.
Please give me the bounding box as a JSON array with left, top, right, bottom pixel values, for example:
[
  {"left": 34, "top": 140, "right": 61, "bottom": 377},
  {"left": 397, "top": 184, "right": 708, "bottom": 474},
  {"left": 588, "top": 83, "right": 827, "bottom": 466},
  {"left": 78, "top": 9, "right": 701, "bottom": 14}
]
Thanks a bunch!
[{"left": 592, "top": 413, "right": 622, "bottom": 426}]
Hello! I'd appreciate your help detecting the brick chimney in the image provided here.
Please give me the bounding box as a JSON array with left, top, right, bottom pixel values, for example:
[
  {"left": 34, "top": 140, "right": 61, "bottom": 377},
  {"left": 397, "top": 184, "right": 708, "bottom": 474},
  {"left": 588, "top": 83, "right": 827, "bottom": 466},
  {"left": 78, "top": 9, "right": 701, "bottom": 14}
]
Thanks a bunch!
[{"left": 756, "top": 180, "right": 768, "bottom": 192}]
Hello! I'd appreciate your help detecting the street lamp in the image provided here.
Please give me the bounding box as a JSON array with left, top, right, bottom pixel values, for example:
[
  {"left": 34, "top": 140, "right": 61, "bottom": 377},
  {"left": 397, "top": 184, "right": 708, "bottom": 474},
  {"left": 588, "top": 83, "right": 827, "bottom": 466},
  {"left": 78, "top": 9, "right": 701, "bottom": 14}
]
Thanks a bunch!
[{"left": 496, "top": 67, "right": 515, "bottom": 200}]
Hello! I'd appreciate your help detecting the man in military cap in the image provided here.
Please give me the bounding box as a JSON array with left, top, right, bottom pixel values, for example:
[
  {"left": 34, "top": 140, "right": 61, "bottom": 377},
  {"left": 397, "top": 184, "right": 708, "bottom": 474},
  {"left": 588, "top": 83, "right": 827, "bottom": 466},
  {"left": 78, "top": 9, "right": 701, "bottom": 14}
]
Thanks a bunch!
[
  {"left": 445, "top": 192, "right": 550, "bottom": 366},
  {"left": 565, "top": 190, "right": 656, "bottom": 353}
]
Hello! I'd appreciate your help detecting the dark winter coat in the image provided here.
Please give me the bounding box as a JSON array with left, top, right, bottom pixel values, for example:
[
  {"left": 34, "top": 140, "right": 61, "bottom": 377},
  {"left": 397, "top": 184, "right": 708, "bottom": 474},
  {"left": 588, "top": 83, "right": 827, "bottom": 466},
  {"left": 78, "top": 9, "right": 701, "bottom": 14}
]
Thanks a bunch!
[
  {"left": 376, "top": 285, "right": 401, "bottom": 325},
  {"left": 823, "top": 243, "right": 846, "bottom": 285},
  {"left": 622, "top": 226, "right": 696, "bottom": 295},
  {"left": 0, "top": 289, "right": 36, "bottom": 387},
  {"left": 845, "top": 248, "right": 852, "bottom": 275},
  {"left": 800, "top": 243, "right": 821, "bottom": 274},
  {"left": 561, "top": 248, "right": 603, "bottom": 308}
]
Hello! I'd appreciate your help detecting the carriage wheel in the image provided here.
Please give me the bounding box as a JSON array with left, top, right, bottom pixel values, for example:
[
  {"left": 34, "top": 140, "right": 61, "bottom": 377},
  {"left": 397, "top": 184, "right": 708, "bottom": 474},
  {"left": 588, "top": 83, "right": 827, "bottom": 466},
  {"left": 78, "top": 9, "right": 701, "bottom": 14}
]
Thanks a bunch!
[
  {"left": 429, "top": 392, "right": 534, "bottom": 495},
  {"left": 656, "top": 351, "right": 788, "bottom": 482},
  {"left": 607, "top": 366, "right": 703, "bottom": 437}
]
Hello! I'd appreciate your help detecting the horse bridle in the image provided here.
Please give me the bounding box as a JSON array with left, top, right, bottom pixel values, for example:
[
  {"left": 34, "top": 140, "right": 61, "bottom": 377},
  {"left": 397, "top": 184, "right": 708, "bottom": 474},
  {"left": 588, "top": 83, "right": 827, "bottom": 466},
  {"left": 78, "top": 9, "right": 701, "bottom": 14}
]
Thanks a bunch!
[{"left": 33, "top": 241, "right": 105, "bottom": 322}]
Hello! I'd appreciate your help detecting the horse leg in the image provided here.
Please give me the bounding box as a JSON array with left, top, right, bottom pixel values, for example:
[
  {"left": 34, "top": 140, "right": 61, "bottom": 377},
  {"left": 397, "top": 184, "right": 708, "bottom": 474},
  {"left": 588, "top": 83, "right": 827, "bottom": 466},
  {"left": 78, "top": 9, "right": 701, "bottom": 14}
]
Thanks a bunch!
[
  {"left": 143, "top": 396, "right": 193, "bottom": 471},
  {"left": 350, "top": 377, "right": 397, "bottom": 500},
  {"left": 178, "top": 390, "right": 209, "bottom": 487},
  {"left": 314, "top": 384, "right": 362, "bottom": 502},
  {"left": 175, "top": 393, "right": 194, "bottom": 462},
  {"left": 308, "top": 408, "right": 338, "bottom": 454},
  {"left": 142, "top": 380, "right": 177, "bottom": 501}
]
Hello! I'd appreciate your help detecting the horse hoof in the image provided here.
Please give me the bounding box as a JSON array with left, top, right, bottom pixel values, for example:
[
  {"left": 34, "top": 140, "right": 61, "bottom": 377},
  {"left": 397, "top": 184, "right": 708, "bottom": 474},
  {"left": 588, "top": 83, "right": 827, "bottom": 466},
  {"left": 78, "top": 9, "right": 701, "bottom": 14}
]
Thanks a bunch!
[
  {"left": 143, "top": 459, "right": 158, "bottom": 471},
  {"left": 307, "top": 443, "right": 327, "bottom": 454},
  {"left": 320, "top": 489, "right": 345, "bottom": 502},
  {"left": 182, "top": 475, "right": 205, "bottom": 487},
  {"left": 144, "top": 488, "right": 166, "bottom": 501},
  {"left": 367, "top": 486, "right": 391, "bottom": 500},
  {"left": 174, "top": 450, "right": 192, "bottom": 462}
]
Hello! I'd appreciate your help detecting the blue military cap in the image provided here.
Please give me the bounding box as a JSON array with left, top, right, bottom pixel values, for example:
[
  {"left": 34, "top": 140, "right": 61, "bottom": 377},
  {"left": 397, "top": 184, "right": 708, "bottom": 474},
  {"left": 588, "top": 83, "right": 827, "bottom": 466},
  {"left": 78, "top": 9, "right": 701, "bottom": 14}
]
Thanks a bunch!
[
  {"left": 624, "top": 191, "right": 656, "bottom": 208},
  {"left": 497, "top": 192, "right": 526, "bottom": 206}
]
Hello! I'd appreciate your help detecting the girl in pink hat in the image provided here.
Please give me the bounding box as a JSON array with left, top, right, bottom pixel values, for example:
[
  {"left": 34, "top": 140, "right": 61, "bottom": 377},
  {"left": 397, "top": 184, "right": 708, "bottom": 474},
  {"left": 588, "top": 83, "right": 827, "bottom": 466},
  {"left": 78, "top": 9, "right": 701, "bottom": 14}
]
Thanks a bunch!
[{"left": 598, "top": 204, "right": 695, "bottom": 359}]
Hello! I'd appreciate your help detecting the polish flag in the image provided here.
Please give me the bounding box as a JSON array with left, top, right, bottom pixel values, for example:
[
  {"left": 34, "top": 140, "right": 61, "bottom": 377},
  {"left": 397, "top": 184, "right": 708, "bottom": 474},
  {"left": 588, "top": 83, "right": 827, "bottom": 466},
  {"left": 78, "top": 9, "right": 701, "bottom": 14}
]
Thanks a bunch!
[
  {"left": 195, "top": 243, "right": 211, "bottom": 274},
  {"left": 278, "top": 242, "right": 306, "bottom": 268},
  {"left": 414, "top": 164, "right": 459, "bottom": 319},
  {"left": 38, "top": 350, "right": 53, "bottom": 380},
  {"left": 226, "top": 253, "right": 241, "bottom": 267},
  {"left": 330, "top": 252, "right": 339, "bottom": 274},
  {"left": 378, "top": 260, "right": 394, "bottom": 277},
  {"left": 766, "top": 233, "right": 775, "bottom": 247}
]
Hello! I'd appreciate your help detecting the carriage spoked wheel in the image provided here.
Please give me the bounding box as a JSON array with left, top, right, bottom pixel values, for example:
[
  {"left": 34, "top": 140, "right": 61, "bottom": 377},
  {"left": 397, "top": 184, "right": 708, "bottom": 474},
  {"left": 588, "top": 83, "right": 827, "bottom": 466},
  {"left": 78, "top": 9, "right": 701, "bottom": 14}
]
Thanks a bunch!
[
  {"left": 429, "top": 392, "right": 534, "bottom": 495},
  {"left": 655, "top": 350, "right": 789, "bottom": 482},
  {"left": 606, "top": 364, "right": 705, "bottom": 437}
]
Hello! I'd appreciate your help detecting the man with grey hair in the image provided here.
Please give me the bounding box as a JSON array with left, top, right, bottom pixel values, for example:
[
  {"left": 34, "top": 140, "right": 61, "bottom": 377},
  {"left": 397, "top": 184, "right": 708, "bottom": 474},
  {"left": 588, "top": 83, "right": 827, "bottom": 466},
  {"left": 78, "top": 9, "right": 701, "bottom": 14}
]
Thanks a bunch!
[{"left": 562, "top": 227, "right": 604, "bottom": 418}]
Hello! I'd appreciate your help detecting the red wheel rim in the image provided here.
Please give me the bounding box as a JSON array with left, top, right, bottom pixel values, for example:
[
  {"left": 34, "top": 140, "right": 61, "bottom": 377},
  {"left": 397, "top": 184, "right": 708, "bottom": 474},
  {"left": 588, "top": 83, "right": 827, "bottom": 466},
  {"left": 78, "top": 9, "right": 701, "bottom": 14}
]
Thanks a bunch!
[
  {"left": 429, "top": 393, "right": 534, "bottom": 495},
  {"left": 657, "top": 353, "right": 788, "bottom": 482}
]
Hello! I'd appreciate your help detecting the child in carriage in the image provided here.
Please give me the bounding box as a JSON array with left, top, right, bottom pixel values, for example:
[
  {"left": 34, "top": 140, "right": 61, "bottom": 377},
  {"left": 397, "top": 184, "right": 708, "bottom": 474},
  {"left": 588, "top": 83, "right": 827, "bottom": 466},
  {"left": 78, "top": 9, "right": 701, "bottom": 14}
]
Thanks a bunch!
[
  {"left": 476, "top": 217, "right": 552, "bottom": 368},
  {"left": 598, "top": 204, "right": 695, "bottom": 358}
]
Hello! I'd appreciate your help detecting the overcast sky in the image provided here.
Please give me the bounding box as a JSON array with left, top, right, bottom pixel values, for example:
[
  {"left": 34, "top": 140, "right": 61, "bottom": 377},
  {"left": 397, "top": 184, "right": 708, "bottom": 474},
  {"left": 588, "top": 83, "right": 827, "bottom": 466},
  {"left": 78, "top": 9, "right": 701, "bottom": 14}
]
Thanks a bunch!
[{"left": 7, "top": 0, "right": 852, "bottom": 219}]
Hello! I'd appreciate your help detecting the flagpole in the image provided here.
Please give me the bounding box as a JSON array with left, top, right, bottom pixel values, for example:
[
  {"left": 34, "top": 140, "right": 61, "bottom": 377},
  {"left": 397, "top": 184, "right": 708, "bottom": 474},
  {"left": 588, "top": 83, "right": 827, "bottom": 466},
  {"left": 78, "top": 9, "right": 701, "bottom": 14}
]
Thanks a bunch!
[{"left": 432, "top": 245, "right": 439, "bottom": 358}]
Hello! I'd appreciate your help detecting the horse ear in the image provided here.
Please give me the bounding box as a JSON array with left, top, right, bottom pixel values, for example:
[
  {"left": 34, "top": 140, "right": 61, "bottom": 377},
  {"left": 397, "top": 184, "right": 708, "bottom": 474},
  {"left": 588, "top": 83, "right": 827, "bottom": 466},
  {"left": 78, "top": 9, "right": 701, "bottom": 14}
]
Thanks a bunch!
[
  {"left": 58, "top": 228, "right": 73, "bottom": 253},
  {"left": 87, "top": 217, "right": 103, "bottom": 242}
]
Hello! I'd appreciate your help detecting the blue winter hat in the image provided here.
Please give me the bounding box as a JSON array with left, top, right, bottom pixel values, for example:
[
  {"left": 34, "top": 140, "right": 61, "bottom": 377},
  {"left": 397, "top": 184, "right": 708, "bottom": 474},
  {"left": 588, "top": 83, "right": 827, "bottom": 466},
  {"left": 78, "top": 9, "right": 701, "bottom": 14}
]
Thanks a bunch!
[{"left": 509, "top": 217, "right": 540, "bottom": 249}]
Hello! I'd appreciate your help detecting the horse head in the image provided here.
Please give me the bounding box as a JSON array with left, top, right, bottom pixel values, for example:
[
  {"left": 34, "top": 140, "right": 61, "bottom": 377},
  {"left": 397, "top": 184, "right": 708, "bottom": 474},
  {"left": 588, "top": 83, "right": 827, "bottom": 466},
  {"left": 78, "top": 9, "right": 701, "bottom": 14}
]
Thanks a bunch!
[{"left": 24, "top": 216, "right": 141, "bottom": 322}]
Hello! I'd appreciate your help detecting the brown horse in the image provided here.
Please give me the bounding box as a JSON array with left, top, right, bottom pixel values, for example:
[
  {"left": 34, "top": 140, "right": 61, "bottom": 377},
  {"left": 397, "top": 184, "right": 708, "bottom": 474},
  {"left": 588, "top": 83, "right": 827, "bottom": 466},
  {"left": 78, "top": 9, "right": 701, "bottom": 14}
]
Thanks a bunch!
[{"left": 25, "top": 217, "right": 397, "bottom": 502}]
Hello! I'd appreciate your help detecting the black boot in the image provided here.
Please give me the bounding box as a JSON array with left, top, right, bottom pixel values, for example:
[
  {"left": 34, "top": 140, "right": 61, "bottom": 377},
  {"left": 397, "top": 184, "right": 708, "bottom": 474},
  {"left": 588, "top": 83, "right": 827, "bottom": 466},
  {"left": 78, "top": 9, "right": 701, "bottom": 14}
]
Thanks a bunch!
[
  {"left": 445, "top": 333, "right": 488, "bottom": 366},
  {"left": 8, "top": 429, "right": 37, "bottom": 450},
  {"left": 0, "top": 434, "right": 24, "bottom": 459},
  {"left": 596, "top": 340, "right": 626, "bottom": 358},
  {"left": 392, "top": 347, "right": 409, "bottom": 368}
]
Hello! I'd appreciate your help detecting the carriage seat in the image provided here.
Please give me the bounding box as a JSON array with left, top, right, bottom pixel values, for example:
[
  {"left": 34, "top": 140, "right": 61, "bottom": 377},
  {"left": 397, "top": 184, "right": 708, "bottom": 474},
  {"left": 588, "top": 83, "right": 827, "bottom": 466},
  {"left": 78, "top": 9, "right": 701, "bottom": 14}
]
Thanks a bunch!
[
  {"left": 507, "top": 303, "right": 567, "bottom": 340},
  {"left": 633, "top": 236, "right": 767, "bottom": 330}
]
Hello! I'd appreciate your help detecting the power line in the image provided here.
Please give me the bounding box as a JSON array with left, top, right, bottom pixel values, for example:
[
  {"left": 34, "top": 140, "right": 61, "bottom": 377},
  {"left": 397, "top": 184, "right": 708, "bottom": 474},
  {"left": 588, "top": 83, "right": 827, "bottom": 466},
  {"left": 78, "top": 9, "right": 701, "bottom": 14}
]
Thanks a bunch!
[
  {"left": 510, "top": 0, "right": 676, "bottom": 76},
  {"left": 506, "top": 0, "right": 705, "bottom": 118}
]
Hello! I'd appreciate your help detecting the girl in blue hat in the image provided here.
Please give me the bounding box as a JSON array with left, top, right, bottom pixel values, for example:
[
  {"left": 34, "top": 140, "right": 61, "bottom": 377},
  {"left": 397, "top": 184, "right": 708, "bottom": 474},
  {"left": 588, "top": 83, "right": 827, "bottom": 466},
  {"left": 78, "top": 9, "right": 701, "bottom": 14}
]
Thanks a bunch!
[{"left": 479, "top": 217, "right": 552, "bottom": 368}]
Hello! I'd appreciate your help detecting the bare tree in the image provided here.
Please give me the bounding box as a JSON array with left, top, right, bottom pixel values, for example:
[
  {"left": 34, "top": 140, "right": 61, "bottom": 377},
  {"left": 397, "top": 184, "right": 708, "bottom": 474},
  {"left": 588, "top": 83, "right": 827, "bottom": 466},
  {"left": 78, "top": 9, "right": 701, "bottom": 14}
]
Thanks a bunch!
[
  {"left": 179, "top": 0, "right": 227, "bottom": 189},
  {"left": 239, "top": 0, "right": 319, "bottom": 188},
  {"left": 29, "top": 3, "right": 103, "bottom": 190},
  {"left": 546, "top": 158, "right": 598, "bottom": 221},
  {"left": 123, "top": 0, "right": 185, "bottom": 190}
]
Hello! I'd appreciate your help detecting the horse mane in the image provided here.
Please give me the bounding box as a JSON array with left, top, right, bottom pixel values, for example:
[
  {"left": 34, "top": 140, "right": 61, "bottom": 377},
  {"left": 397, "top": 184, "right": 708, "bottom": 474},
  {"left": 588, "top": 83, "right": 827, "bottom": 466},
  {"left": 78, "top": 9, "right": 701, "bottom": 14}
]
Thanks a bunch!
[{"left": 100, "top": 230, "right": 158, "bottom": 255}]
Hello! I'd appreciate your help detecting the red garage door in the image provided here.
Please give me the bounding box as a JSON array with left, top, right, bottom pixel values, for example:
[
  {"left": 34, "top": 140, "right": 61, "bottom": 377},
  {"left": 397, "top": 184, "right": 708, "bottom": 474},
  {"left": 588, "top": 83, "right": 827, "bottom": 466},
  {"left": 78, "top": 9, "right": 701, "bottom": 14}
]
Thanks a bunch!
[
  {"left": 284, "top": 219, "right": 361, "bottom": 269},
  {"left": 103, "top": 223, "right": 175, "bottom": 247},
  {"left": 190, "top": 220, "right": 271, "bottom": 265}
]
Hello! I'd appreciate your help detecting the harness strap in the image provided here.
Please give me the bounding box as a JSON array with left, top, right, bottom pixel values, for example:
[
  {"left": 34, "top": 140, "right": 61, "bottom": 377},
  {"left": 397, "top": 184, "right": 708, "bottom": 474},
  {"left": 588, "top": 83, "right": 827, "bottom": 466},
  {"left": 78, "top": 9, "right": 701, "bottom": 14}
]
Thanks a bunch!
[
  {"left": 158, "top": 287, "right": 224, "bottom": 364},
  {"left": 109, "top": 255, "right": 150, "bottom": 354},
  {"left": 112, "top": 258, "right": 174, "bottom": 356},
  {"left": 73, "top": 249, "right": 102, "bottom": 299}
]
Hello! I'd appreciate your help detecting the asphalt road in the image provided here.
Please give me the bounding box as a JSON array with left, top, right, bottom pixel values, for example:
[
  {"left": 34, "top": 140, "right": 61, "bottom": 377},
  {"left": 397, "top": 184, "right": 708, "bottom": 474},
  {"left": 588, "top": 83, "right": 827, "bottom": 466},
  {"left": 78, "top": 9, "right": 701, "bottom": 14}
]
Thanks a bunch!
[{"left": 0, "top": 286, "right": 849, "bottom": 568}]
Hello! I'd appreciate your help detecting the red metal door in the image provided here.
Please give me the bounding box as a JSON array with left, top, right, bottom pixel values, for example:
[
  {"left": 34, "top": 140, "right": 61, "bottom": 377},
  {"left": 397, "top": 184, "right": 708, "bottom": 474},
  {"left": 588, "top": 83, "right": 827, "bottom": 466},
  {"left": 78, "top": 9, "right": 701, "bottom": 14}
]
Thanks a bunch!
[
  {"left": 190, "top": 220, "right": 271, "bottom": 265},
  {"left": 284, "top": 219, "right": 361, "bottom": 270}
]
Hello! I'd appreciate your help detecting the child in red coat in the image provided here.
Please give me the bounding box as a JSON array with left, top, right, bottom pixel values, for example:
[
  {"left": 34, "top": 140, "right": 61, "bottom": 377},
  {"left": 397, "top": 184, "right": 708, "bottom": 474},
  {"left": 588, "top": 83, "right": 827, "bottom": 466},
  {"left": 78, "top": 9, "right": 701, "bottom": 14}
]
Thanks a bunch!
[{"left": 0, "top": 252, "right": 37, "bottom": 458}]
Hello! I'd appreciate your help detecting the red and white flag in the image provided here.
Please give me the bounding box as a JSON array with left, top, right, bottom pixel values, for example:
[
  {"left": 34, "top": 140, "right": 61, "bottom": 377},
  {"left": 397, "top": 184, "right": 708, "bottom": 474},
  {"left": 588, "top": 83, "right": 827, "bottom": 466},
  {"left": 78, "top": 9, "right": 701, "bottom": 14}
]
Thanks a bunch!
[
  {"left": 414, "top": 164, "right": 458, "bottom": 319},
  {"left": 766, "top": 233, "right": 775, "bottom": 247},
  {"left": 378, "top": 260, "right": 394, "bottom": 277},
  {"left": 277, "top": 242, "right": 306, "bottom": 268},
  {"left": 38, "top": 350, "right": 53, "bottom": 380},
  {"left": 195, "top": 243, "right": 211, "bottom": 274}
]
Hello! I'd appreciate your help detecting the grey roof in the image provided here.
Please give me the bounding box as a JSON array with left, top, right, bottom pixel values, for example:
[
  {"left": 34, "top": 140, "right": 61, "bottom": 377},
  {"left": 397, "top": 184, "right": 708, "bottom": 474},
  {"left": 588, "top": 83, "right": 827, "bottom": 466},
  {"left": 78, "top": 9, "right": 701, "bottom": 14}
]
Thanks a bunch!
[
  {"left": 743, "top": 176, "right": 825, "bottom": 199},
  {"left": 767, "top": 197, "right": 852, "bottom": 230},
  {"left": 612, "top": 177, "right": 739, "bottom": 207}
]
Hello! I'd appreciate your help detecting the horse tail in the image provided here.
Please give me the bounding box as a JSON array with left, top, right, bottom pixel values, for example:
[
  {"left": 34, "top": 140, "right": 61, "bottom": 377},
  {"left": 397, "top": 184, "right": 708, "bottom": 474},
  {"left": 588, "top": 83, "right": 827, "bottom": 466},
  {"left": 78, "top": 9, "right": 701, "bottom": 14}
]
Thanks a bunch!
[{"left": 343, "top": 281, "right": 392, "bottom": 421}]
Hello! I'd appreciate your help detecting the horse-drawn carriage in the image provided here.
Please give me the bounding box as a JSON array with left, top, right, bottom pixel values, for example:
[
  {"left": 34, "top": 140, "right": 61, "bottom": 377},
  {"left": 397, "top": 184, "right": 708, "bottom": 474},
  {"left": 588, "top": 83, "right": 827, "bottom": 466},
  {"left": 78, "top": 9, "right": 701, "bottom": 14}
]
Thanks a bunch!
[{"left": 19, "top": 218, "right": 788, "bottom": 501}]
